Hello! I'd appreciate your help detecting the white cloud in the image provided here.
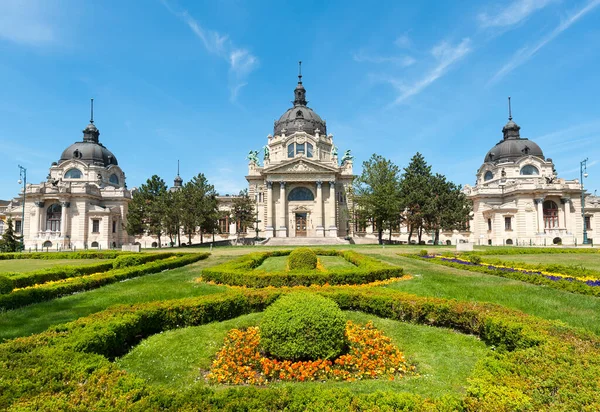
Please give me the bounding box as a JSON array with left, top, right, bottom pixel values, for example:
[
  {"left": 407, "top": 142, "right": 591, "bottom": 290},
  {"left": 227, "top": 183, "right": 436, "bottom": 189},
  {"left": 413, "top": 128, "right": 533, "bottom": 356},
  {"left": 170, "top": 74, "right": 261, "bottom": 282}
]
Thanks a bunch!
[
  {"left": 392, "top": 38, "right": 472, "bottom": 104},
  {"left": 353, "top": 50, "right": 416, "bottom": 67},
  {"left": 0, "top": 0, "right": 56, "bottom": 46},
  {"left": 490, "top": 0, "right": 600, "bottom": 83},
  {"left": 394, "top": 34, "right": 411, "bottom": 48},
  {"left": 163, "top": 1, "right": 259, "bottom": 102},
  {"left": 478, "top": 0, "right": 555, "bottom": 28}
]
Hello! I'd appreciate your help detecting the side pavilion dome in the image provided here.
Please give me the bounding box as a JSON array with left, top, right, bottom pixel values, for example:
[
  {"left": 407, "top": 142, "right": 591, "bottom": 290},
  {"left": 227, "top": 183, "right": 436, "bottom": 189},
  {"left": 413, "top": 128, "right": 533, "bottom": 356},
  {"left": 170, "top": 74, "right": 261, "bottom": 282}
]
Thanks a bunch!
[
  {"left": 274, "top": 62, "right": 327, "bottom": 136},
  {"left": 59, "top": 100, "right": 118, "bottom": 167},
  {"left": 484, "top": 100, "right": 544, "bottom": 163}
]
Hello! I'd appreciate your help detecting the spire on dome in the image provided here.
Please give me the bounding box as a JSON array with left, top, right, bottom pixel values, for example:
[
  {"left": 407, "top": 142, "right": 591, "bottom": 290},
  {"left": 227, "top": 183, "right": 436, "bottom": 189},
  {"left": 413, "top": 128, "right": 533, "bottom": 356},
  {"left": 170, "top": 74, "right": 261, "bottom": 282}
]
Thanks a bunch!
[
  {"left": 173, "top": 160, "right": 183, "bottom": 188},
  {"left": 502, "top": 96, "right": 520, "bottom": 140},
  {"left": 293, "top": 60, "right": 307, "bottom": 106},
  {"left": 82, "top": 98, "right": 100, "bottom": 143}
]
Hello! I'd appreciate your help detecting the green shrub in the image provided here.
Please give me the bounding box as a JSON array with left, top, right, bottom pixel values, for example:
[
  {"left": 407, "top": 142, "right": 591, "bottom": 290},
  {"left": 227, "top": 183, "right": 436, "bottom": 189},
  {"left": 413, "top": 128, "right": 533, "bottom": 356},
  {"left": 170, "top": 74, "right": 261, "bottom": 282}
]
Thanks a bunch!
[
  {"left": 418, "top": 249, "right": 429, "bottom": 257},
  {"left": 468, "top": 255, "right": 482, "bottom": 264},
  {"left": 287, "top": 248, "right": 318, "bottom": 271},
  {"left": 260, "top": 292, "right": 347, "bottom": 361},
  {"left": 112, "top": 253, "right": 177, "bottom": 269},
  {"left": 0, "top": 275, "right": 13, "bottom": 294}
]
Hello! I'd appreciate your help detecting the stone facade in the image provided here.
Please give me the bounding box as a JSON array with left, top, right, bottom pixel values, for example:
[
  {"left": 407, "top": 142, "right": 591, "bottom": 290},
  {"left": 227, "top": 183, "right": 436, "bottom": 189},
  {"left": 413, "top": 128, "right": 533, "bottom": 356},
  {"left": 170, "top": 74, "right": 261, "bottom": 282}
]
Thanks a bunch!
[{"left": 1, "top": 103, "right": 132, "bottom": 250}]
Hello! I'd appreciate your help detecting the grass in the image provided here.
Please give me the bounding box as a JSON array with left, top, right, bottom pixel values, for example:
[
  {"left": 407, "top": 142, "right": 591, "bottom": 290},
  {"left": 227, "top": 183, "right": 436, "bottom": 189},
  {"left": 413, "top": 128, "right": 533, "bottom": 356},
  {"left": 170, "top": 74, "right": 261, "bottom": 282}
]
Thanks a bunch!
[
  {"left": 117, "top": 311, "right": 488, "bottom": 399},
  {"left": 0, "top": 256, "right": 227, "bottom": 342},
  {"left": 484, "top": 253, "right": 600, "bottom": 271},
  {"left": 377, "top": 254, "right": 600, "bottom": 335},
  {"left": 256, "top": 255, "right": 356, "bottom": 271},
  {"left": 0, "top": 259, "right": 106, "bottom": 273}
]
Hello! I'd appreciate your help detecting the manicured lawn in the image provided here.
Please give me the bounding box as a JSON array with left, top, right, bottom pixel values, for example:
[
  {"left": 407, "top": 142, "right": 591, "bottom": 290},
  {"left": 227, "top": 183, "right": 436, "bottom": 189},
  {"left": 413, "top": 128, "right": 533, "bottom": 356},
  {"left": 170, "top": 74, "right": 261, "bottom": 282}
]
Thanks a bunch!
[
  {"left": 0, "top": 256, "right": 227, "bottom": 342},
  {"left": 117, "top": 311, "right": 488, "bottom": 399},
  {"left": 376, "top": 254, "right": 600, "bottom": 335},
  {"left": 256, "top": 255, "right": 356, "bottom": 271},
  {"left": 0, "top": 259, "right": 106, "bottom": 273},
  {"left": 484, "top": 253, "right": 600, "bottom": 271}
]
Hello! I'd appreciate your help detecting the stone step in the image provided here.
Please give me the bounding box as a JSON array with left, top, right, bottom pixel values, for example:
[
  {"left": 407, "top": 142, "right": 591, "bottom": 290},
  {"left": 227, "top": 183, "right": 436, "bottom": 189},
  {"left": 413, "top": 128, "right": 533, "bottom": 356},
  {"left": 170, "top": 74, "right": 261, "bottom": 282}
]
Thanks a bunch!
[{"left": 262, "top": 237, "right": 350, "bottom": 246}]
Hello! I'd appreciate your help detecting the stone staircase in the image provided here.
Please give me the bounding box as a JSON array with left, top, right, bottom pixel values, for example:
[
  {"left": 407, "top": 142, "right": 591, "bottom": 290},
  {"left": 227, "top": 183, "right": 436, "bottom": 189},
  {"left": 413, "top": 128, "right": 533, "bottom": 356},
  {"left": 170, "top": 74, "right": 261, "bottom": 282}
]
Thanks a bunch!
[{"left": 262, "top": 237, "right": 350, "bottom": 246}]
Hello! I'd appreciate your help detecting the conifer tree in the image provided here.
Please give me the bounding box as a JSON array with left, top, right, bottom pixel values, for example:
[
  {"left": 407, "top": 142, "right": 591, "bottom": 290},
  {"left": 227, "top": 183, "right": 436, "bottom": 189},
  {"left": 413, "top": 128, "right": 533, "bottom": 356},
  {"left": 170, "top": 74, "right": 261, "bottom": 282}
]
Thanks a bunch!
[{"left": 0, "top": 218, "right": 21, "bottom": 252}]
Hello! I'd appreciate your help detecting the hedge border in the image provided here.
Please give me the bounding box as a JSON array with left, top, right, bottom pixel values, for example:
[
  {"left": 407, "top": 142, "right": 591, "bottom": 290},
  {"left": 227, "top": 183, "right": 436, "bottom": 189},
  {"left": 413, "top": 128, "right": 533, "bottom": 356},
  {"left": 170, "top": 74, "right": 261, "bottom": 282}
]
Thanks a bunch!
[
  {"left": 1, "top": 289, "right": 599, "bottom": 410},
  {"left": 0, "top": 250, "right": 132, "bottom": 260},
  {"left": 201, "top": 249, "right": 403, "bottom": 287},
  {"left": 410, "top": 254, "right": 600, "bottom": 297},
  {"left": 0, "top": 253, "right": 210, "bottom": 310}
]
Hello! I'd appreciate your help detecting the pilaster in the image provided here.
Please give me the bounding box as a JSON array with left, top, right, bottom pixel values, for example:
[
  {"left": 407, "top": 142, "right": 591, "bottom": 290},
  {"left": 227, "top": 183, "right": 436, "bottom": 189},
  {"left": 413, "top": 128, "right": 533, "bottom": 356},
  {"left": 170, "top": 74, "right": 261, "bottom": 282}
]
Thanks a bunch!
[
  {"left": 327, "top": 180, "right": 338, "bottom": 237},
  {"left": 277, "top": 181, "right": 287, "bottom": 237}
]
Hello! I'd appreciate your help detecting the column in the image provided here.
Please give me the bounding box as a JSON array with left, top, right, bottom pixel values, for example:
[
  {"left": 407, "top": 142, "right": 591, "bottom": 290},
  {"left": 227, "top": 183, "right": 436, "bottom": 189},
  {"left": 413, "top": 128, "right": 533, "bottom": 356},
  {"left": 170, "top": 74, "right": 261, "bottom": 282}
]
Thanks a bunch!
[
  {"left": 315, "top": 181, "right": 324, "bottom": 237},
  {"left": 561, "top": 198, "right": 571, "bottom": 234},
  {"left": 277, "top": 181, "right": 287, "bottom": 237},
  {"left": 327, "top": 181, "right": 337, "bottom": 237},
  {"left": 60, "top": 202, "right": 67, "bottom": 237},
  {"left": 38, "top": 202, "right": 45, "bottom": 234},
  {"left": 265, "top": 181, "right": 274, "bottom": 238},
  {"left": 535, "top": 198, "right": 544, "bottom": 235}
]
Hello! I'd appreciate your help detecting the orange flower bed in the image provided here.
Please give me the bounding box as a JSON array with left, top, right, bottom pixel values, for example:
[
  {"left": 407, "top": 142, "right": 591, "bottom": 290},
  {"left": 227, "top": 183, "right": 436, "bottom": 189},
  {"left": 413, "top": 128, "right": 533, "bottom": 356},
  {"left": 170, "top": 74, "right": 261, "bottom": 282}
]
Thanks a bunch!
[{"left": 206, "top": 321, "right": 414, "bottom": 385}]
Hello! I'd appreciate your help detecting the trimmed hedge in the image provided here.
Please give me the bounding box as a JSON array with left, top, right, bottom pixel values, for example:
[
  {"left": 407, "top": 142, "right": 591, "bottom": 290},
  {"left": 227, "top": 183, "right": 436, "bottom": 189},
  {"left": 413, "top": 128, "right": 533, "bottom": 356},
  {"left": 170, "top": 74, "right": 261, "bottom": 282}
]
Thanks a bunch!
[
  {"left": 201, "top": 249, "right": 403, "bottom": 287},
  {"left": 287, "top": 248, "right": 318, "bottom": 271},
  {"left": 1, "top": 289, "right": 599, "bottom": 410},
  {"left": 0, "top": 253, "right": 210, "bottom": 310},
  {"left": 412, "top": 255, "right": 600, "bottom": 297},
  {"left": 0, "top": 250, "right": 130, "bottom": 260},
  {"left": 465, "top": 247, "right": 600, "bottom": 255}
]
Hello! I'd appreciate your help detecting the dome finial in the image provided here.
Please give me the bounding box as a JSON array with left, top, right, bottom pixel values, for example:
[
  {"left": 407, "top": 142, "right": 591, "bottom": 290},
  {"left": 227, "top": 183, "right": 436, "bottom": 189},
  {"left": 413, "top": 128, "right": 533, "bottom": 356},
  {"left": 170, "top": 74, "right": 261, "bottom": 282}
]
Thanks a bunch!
[
  {"left": 177, "top": 159, "right": 180, "bottom": 177},
  {"left": 508, "top": 96, "right": 512, "bottom": 121},
  {"left": 293, "top": 61, "right": 307, "bottom": 106},
  {"left": 298, "top": 60, "right": 302, "bottom": 84},
  {"left": 90, "top": 98, "right": 94, "bottom": 124}
]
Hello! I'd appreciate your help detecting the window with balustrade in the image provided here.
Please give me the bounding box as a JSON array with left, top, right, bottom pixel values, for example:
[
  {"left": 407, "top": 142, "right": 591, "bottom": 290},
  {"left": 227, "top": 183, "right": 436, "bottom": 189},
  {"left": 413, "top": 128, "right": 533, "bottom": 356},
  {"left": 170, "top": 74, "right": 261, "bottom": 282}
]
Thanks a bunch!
[
  {"left": 543, "top": 200, "right": 559, "bottom": 229},
  {"left": 46, "top": 204, "right": 62, "bottom": 232}
]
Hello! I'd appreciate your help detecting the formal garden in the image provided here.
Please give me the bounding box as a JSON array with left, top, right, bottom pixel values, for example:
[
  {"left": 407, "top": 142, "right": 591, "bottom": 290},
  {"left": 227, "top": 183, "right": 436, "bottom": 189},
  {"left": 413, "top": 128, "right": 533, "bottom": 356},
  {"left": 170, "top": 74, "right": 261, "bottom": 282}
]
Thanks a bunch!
[{"left": 1, "top": 245, "right": 600, "bottom": 411}]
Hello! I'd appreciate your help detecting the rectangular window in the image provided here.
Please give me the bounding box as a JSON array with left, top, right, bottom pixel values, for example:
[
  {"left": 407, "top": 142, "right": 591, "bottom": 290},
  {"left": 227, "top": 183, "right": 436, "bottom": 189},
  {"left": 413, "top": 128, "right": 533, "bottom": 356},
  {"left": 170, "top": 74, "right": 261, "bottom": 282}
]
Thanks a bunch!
[
  {"left": 287, "top": 144, "right": 295, "bottom": 158},
  {"left": 15, "top": 220, "right": 22, "bottom": 234},
  {"left": 112, "top": 221, "right": 117, "bottom": 233},
  {"left": 585, "top": 216, "right": 591, "bottom": 230},
  {"left": 92, "top": 219, "right": 100, "bottom": 233},
  {"left": 296, "top": 143, "right": 305, "bottom": 155},
  {"left": 504, "top": 217, "right": 512, "bottom": 231},
  {"left": 307, "top": 143, "right": 313, "bottom": 158},
  {"left": 218, "top": 217, "right": 229, "bottom": 233},
  {"left": 487, "top": 218, "right": 492, "bottom": 231}
]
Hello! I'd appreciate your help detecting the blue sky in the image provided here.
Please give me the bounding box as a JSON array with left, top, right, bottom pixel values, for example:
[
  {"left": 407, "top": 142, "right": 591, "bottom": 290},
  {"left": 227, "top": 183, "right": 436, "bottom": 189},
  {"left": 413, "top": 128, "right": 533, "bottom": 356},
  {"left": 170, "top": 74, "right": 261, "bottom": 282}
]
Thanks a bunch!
[{"left": 1, "top": 0, "right": 599, "bottom": 200}]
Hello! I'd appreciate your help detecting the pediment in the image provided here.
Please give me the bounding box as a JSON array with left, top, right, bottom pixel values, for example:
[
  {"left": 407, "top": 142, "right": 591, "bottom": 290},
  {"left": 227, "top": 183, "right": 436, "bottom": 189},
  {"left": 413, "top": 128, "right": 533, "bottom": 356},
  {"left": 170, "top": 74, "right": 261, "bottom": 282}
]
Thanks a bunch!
[{"left": 263, "top": 158, "right": 338, "bottom": 174}]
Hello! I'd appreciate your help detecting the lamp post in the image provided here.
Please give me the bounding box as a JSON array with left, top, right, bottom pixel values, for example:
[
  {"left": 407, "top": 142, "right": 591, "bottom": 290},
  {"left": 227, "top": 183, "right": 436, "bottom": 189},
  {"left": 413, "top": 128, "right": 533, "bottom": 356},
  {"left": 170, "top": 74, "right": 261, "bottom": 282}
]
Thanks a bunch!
[
  {"left": 17, "top": 165, "right": 27, "bottom": 251},
  {"left": 254, "top": 188, "right": 261, "bottom": 240},
  {"left": 580, "top": 158, "right": 589, "bottom": 244}
]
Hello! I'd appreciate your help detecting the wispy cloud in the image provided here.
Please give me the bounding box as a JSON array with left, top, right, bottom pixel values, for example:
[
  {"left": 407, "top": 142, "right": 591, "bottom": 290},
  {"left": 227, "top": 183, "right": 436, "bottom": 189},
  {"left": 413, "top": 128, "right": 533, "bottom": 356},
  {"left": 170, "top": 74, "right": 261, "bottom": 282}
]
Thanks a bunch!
[
  {"left": 391, "top": 38, "right": 472, "bottom": 104},
  {"left": 162, "top": 1, "right": 259, "bottom": 102},
  {"left": 478, "top": 0, "right": 555, "bottom": 28},
  {"left": 490, "top": 0, "right": 600, "bottom": 83},
  {"left": 394, "top": 34, "right": 412, "bottom": 49},
  {"left": 0, "top": 0, "right": 56, "bottom": 46},
  {"left": 353, "top": 50, "right": 416, "bottom": 67}
]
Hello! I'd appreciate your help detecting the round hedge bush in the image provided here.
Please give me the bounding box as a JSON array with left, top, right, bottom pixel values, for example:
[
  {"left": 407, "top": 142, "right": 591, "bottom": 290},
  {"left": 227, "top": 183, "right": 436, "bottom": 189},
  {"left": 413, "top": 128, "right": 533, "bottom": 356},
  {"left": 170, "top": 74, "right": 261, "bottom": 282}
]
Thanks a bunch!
[
  {"left": 260, "top": 292, "right": 347, "bottom": 361},
  {"left": 287, "top": 248, "right": 317, "bottom": 271}
]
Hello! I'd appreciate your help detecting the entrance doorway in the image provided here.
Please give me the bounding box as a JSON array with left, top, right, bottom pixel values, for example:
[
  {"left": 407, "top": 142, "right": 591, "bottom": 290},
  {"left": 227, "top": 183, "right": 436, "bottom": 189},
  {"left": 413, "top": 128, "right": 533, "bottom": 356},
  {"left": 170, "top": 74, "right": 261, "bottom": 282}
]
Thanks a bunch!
[{"left": 295, "top": 213, "right": 307, "bottom": 237}]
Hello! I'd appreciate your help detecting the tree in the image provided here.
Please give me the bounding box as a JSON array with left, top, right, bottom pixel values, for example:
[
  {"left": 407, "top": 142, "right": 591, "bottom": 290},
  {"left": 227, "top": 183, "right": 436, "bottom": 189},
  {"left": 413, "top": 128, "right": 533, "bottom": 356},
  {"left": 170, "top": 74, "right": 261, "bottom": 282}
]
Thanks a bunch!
[
  {"left": 400, "top": 152, "right": 432, "bottom": 244},
  {"left": 353, "top": 154, "right": 403, "bottom": 244},
  {"left": 187, "top": 174, "right": 219, "bottom": 244},
  {"left": 126, "top": 175, "right": 168, "bottom": 247},
  {"left": 231, "top": 189, "right": 255, "bottom": 239},
  {"left": 163, "top": 189, "right": 184, "bottom": 246},
  {"left": 0, "top": 218, "right": 22, "bottom": 252}
]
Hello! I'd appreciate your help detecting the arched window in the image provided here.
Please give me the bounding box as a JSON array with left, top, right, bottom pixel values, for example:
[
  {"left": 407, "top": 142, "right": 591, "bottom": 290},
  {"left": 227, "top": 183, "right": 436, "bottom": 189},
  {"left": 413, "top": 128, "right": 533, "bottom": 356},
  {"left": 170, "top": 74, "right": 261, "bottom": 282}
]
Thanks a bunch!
[
  {"left": 91, "top": 241, "right": 99, "bottom": 248},
  {"left": 520, "top": 165, "right": 539, "bottom": 175},
  {"left": 296, "top": 143, "right": 305, "bottom": 155},
  {"left": 64, "top": 168, "right": 82, "bottom": 179},
  {"left": 288, "top": 144, "right": 294, "bottom": 158},
  {"left": 109, "top": 174, "right": 119, "bottom": 185},
  {"left": 543, "top": 200, "right": 559, "bottom": 229},
  {"left": 307, "top": 143, "right": 314, "bottom": 158},
  {"left": 43, "top": 240, "right": 52, "bottom": 248},
  {"left": 46, "top": 204, "right": 62, "bottom": 232},
  {"left": 484, "top": 171, "right": 493, "bottom": 181},
  {"left": 288, "top": 187, "right": 314, "bottom": 201}
]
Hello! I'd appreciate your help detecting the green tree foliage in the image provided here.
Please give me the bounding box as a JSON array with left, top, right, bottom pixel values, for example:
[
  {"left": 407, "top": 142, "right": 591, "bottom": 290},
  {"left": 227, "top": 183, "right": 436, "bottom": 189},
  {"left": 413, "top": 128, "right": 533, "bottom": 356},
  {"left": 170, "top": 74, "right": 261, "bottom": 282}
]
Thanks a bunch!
[
  {"left": 182, "top": 174, "right": 219, "bottom": 244},
  {"left": 0, "top": 218, "right": 22, "bottom": 252},
  {"left": 353, "top": 154, "right": 403, "bottom": 244},
  {"left": 400, "top": 152, "right": 432, "bottom": 244},
  {"left": 231, "top": 189, "right": 255, "bottom": 237},
  {"left": 126, "top": 175, "right": 168, "bottom": 247}
]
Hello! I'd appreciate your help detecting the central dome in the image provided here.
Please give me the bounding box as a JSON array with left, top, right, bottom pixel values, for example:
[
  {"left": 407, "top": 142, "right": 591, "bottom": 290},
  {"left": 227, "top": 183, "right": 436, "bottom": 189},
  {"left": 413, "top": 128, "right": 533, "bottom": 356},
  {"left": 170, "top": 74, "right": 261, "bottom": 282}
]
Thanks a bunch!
[
  {"left": 59, "top": 111, "right": 118, "bottom": 167},
  {"left": 484, "top": 115, "right": 544, "bottom": 163},
  {"left": 274, "top": 66, "right": 327, "bottom": 136}
]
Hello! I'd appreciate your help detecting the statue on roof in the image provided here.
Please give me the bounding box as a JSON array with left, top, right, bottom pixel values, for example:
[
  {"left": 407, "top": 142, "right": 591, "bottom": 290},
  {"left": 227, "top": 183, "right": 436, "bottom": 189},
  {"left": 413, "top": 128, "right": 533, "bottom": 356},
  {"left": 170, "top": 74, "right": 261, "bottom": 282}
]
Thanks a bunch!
[
  {"left": 263, "top": 145, "right": 270, "bottom": 161},
  {"left": 332, "top": 145, "right": 338, "bottom": 157},
  {"left": 247, "top": 150, "right": 260, "bottom": 165},
  {"left": 341, "top": 150, "right": 354, "bottom": 164}
]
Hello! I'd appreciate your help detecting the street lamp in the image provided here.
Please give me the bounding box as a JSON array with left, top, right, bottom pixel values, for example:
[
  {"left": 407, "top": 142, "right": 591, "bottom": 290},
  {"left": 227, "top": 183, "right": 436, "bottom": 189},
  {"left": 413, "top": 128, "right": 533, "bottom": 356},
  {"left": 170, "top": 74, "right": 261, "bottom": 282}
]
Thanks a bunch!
[
  {"left": 580, "top": 158, "right": 589, "bottom": 244},
  {"left": 17, "top": 165, "right": 27, "bottom": 250}
]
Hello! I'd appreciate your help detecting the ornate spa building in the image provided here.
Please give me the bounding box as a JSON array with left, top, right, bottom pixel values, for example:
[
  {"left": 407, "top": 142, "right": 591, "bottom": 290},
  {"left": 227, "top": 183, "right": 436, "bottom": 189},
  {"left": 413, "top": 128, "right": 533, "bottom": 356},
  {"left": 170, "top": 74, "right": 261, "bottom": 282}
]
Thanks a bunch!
[
  {"left": 246, "top": 67, "right": 354, "bottom": 239},
  {"left": 2, "top": 102, "right": 132, "bottom": 250},
  {"left": 463, "top": 100, "right": 600, "bottom": 246}
]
